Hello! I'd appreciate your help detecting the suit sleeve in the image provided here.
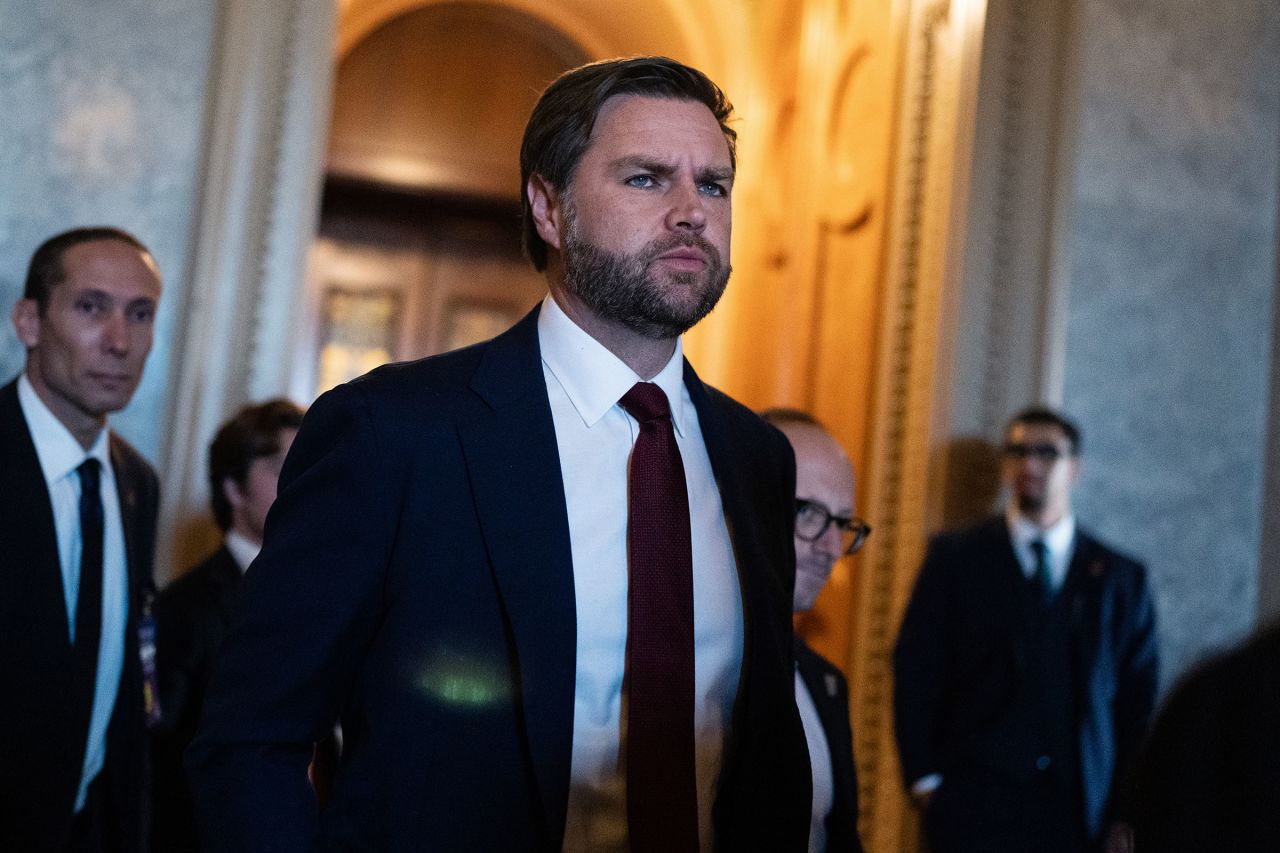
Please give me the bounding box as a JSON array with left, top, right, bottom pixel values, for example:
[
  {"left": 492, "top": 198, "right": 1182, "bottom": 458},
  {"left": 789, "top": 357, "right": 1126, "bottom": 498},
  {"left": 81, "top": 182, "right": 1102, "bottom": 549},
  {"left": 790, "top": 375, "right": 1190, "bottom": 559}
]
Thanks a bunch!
[
  {"left": 153, "top": 583, "right": 199, "bottom": 736},
  {"left": 892, "top": 535, "right": 953, "bottom": 789},
  {"left": 186, "top": 382, "right": 404, "bottom": 853},
  {"left": 1110, "top": 561, "right": 1159, "bottom": 816}
]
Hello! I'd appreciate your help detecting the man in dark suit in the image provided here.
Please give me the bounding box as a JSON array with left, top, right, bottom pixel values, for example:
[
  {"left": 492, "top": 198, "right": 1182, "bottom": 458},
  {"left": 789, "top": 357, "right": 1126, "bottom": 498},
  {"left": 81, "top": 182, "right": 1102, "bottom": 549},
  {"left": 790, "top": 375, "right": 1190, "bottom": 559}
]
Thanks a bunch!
[
  {"left": 763, "top": 409, "right": 869, "bottom": 853},
  {"left": 1127, "top": 619, "right": 1280, "bottom": 852},
  {"left": 150, "top": 398, "right": 304, "bottom": 851},
  {"left": 188, "top": 57, "right": 811, "bottom": 852},
  {"left": 0, "top": 227, "right": 163, "bottom": 852},
  {"left": 893, "top": 406, "right": 1158, "bottom": 853}
]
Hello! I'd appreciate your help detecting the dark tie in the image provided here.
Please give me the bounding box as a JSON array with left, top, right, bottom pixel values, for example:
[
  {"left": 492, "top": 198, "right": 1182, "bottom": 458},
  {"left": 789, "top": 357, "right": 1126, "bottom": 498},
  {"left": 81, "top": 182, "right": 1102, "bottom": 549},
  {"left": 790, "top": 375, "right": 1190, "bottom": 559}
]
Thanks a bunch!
[
  {"left": 618, "top": 382, "right": 698, "bottom": 853},
  {"left": 1030, "top": 539, "right": 1053, "bottom": 606},
  {"left": 75, "top": 459, "right": 104, "bottom": 675}
]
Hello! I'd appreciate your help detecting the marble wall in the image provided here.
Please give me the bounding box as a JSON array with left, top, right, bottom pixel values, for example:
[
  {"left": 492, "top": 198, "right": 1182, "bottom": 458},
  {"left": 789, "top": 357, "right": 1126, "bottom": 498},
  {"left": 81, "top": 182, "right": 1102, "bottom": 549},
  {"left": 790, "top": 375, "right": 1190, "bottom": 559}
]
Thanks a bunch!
[
  {"left": 0, "top": 0, "right": 217, "bottom": 463},
  {"left": 1062, "top": 0, "right": 1280, "bottom": 682}
]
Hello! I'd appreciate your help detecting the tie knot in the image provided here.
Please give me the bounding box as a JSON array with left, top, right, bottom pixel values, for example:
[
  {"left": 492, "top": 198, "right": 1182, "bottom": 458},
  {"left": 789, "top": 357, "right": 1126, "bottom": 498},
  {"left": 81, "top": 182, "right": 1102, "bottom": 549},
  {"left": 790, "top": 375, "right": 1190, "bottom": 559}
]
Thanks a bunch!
[
  {"left": 1030, "top": 539, "right": 1047, "bottom": 557},
  {"left": 77, "top": 457, "right": 101, "bottom": 491},
  {"left": 620, "top": 382, "right": 671, "bottom": 426}
]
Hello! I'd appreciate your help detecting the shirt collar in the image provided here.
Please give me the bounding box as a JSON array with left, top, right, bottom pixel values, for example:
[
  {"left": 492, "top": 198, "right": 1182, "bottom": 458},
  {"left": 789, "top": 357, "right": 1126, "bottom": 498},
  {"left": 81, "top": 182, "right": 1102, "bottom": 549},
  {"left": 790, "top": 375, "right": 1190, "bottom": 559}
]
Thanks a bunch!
[
  {"left": 17, "top": 372, "right": 111, "bottom": 487},
  {"left": 224, "top": 529, "right": 262, "bottom": 574},
  {"left": 1006, "top": 506, "right": 1076, "bottom": 557},
  {"left": 537, "top": 294, "right": 688, "bottom": 437}
]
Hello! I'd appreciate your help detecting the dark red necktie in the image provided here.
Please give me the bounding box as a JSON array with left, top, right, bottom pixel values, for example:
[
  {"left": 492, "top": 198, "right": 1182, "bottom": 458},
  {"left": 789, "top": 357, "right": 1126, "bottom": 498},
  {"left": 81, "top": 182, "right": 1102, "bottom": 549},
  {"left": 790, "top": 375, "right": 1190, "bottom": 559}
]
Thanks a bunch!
[{"left": 618, "top": 382, "right": 699, "bottom": 853}]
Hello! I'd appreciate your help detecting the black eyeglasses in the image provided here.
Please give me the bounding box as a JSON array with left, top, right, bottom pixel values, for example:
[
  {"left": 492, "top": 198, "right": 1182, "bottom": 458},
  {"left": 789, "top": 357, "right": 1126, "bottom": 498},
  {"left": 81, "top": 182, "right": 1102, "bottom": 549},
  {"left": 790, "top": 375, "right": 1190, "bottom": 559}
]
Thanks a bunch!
[
  {"left": 795, "top": 499, "right": 872, "bottom": 555},
  {"left": 1002, "top": 442, "right": 1072, "bottom": 463}
]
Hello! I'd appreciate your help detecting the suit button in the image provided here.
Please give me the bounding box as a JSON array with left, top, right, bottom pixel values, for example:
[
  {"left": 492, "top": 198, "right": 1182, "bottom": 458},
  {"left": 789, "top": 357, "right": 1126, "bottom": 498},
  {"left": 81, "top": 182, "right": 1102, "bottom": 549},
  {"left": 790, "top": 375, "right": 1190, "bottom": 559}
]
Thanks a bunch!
[{"left": 1036, "top": 755, "right": 1052, "bottom": 771}]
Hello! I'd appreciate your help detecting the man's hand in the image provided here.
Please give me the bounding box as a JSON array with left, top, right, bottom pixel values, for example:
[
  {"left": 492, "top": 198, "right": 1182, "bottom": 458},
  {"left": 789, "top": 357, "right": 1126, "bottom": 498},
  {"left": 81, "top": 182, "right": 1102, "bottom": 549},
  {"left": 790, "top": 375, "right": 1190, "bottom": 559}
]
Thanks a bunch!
[{"left": 909, "top": 773, "right": 942, "bottom": 811}]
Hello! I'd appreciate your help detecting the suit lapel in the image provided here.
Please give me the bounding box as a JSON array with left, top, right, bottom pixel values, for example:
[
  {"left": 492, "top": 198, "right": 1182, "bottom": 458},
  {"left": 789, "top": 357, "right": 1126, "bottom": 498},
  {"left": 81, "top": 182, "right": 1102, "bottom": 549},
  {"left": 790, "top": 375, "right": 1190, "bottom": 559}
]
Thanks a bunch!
[
  {"left": 682, "top": 364, "right": 766, "bottom": 680},
  {"left": 109, "top": 436, "right": 141, "bottom": 602},
  {"left": 457, "top": 308, "right": 576, "bottom": 847},
  {"left": 0, "top": 381, "right": 73, "bottom": 652},
  {"left": 989, "top": 522, "right": 1034, "bottom": 670},
  {"left": 1066, "top": 532, "right": 1106, "bottom": 676},
  {"left": 682, "top": 363, "right": 760, "bottom": 584}
]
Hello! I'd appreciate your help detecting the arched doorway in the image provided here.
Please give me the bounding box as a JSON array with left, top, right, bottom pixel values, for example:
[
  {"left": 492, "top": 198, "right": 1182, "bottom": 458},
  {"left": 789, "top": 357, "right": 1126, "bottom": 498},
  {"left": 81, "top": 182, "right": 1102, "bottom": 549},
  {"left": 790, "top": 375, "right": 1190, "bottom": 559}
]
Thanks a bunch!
[
  {"left": 304, "top": 3, "right": 587, "bottom": 395},
  {"left": 304, "top": 0, "right": 756, "bottom": 396}
]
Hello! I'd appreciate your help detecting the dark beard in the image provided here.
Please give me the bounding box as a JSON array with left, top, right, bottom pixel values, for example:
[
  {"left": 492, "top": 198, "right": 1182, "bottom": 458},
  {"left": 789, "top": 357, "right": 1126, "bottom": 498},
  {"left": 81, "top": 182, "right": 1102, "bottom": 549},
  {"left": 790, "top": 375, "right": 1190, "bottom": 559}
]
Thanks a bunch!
[{"left": 560, "top": 212, "right": 731, "bottom": 340}]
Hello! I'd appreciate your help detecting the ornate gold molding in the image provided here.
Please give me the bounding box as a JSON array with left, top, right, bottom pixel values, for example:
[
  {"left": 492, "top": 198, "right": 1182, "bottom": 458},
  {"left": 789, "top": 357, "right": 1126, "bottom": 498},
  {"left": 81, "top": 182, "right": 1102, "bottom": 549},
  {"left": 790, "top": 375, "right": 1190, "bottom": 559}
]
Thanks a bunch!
[{"left": 850, "top": 1, "right": 989, "bottom": 851}]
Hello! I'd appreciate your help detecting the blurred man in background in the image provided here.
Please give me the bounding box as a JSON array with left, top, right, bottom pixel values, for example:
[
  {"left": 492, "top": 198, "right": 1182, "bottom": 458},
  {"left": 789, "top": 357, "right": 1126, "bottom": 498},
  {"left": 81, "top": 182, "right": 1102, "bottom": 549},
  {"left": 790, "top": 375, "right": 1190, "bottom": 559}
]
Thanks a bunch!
[
  {"left": 1, "top": 227, "right": 162, "bottom": 852},
  {"left": 150, "top": 398, "right": 304, "bottom": 851},
  {"left": 764, "top": 408, "right": 868, "bottom": 853},
  {"left": 894, "top": 407, "right": 1158, "bottom": 853}
]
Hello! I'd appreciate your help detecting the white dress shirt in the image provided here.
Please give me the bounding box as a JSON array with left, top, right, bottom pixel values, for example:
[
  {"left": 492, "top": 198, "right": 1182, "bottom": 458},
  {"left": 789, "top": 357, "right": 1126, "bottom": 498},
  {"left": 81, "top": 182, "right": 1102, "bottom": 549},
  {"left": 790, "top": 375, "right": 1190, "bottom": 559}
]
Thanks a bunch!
[
  {"left": 224, "top": 528, "right": 261, "bottom": 574},
  {"left": 538, "top": 295, "right": 744, "bottom": 853},
  {"left": 18, "top": 373, "right": 129, "bottom": 812},
  {"left": 795, "top": 669, "right": 833, "bottom": 853},
  {"left": 1006, "top": 509, "right": 1076, "bottom": 592}
]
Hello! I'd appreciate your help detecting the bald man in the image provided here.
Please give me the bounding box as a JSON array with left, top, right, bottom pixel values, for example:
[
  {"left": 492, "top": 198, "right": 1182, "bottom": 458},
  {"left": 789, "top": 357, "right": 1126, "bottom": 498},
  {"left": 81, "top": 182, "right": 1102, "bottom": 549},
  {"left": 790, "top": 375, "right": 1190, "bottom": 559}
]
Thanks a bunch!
[{"left": 763, "top": 409, "right": 869, "bottom": 853}]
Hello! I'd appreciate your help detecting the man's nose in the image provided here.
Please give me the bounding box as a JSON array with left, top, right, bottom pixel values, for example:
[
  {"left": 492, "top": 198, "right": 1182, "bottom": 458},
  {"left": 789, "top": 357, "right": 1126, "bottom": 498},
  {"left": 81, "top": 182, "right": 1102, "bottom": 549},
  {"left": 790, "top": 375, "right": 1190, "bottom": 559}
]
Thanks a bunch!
[
  {"left": 665, "top": 181, "right": 707, "bottom": 233},
  {"left": 813, "top": 524, "right": 842, "bottom": 561},
  {"left": 103, "top": 312, "right": 129, "bottom": 355}
]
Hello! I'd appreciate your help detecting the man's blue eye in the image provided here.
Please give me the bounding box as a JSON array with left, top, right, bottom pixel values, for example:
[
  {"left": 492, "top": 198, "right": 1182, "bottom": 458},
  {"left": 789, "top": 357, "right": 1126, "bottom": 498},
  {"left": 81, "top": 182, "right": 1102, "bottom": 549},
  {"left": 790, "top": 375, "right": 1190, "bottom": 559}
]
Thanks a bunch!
[{"left": 626, "top": 175, "right": 656, "bottom": 188}]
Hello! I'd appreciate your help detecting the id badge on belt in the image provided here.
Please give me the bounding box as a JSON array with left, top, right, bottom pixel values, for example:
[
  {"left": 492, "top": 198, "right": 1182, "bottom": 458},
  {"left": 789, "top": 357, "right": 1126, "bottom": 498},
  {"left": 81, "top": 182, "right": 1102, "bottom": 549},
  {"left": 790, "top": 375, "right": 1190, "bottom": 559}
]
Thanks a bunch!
[{"left": 139, "top": 588, "right": 162, "bottom": 728}]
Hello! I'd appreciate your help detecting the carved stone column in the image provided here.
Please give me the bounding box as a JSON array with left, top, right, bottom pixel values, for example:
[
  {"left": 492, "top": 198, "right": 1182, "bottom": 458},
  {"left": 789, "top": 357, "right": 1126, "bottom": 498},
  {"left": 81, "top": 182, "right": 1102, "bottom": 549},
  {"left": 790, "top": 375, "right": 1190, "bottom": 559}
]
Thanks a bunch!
[
  {"left": 158, "top": 0, "right": 336, "bottom": 578},
  {"left": 850, "top": 2, "right": 990, "bottom": 851}
]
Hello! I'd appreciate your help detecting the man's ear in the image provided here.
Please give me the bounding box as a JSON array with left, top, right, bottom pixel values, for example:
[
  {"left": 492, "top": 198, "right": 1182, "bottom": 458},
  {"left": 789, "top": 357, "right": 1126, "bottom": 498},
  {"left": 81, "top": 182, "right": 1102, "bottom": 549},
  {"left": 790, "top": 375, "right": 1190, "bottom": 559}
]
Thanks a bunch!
[
  {"left": 11, "top": 298, "right": 40, "bottom": 349},
  {"left": 222, "top": 476, "right": 246, "bottom": 512},
  {"left": 527, "top": 174, "right": 565, "bottom": 252}
]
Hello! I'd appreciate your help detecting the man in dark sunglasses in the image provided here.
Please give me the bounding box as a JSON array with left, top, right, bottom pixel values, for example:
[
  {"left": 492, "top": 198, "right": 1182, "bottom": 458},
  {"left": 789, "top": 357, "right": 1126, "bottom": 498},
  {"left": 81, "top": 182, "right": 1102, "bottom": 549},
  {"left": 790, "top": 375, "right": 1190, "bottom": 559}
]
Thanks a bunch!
[
  {"left": 894, "top": 406, "right": 1158, "bottom": 853},
  {"left": 763, "top": 408, "right": 868, "bottom": 853}
]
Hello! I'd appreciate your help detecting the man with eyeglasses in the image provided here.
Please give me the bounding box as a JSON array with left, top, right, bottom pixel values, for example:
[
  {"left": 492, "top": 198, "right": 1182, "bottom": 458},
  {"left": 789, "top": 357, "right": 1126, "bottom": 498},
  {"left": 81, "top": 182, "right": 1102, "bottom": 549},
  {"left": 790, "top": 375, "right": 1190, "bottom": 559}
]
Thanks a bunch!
[
  {"left": 893, "top": 406, "right": 1158, "bottom": 853},
  {"left": 763, "top": 408, "right": 869, "bottom": 853}
]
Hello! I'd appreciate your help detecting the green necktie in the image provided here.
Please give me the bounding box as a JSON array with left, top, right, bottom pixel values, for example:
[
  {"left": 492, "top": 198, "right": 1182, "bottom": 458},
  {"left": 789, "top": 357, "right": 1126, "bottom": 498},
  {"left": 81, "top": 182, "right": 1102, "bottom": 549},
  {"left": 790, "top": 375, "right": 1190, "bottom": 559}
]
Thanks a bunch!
[{"left": 1030, "top": 539, "right": 1053, "bottom": 606}]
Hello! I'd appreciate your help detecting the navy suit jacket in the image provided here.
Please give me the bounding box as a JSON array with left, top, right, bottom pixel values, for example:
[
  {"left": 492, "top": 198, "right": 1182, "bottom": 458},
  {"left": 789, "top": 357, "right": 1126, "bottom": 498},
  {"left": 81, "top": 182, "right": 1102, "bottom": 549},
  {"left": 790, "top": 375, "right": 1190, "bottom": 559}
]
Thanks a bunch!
[
  {"left": 152, "top": 545, "right": 243, "bottom": 851},
  {"left": 187, "top": 307, "right": 811, "bottom": 851},
  {"left": 0, "top": 378, "right": 159, "bottom": 852},
  {"left": 795, "top": 639, "right": 863, "bottom": 853},
  {"left": 893, "top": 516, "right": 1158, "bottom": 839}
]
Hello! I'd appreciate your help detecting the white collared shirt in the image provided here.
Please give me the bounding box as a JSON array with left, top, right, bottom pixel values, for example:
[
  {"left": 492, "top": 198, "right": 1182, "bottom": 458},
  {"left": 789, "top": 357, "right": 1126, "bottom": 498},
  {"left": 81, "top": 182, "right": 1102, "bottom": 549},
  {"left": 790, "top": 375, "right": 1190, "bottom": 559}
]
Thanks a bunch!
[
  {"left": 17, "top": 373, "right": 129, "bottom": 812},
  {"left": 795, "top": 669, "right": 833, "bottom": 853},
  {"left": 538, "top": 295, "right": 744, "bottom": 853},
  {"left": 224, "top": 528, "right": 261, "bottom": 574},
  {"left": 1006, "top": 509, "right": 1076, "bottom": 592}
]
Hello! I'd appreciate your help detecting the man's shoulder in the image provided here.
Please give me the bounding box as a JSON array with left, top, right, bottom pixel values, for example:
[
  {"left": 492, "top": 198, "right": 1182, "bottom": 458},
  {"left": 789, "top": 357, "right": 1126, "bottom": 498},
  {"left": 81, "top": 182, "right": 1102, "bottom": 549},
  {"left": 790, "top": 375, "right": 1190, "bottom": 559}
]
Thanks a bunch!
[
  {"left": 930, "top": 515, "right": 1010, "bottom": 553},
  {"left": 331, "top": 309, "right": 540, "bottom": 418},
  {"left": 159, "top": 547, "right": 237, "bottom": 610},
  {"left": 690, "top": 374, "right": 789, "bottom": 456},
  {"left": 108, "top": 430, "right": 160, "bottom": 493},
  {"left": 169, "top": 547, "right": 237, "bottom": 592},
  {"left": 346, "top": 341, "right": 488, "bottom": 403},
  {"left": 1074, "top": 524, "right": 1146, "bottom": 576},
  {"left": 0, "top": 378, "right": 36, "bottom": 467}
]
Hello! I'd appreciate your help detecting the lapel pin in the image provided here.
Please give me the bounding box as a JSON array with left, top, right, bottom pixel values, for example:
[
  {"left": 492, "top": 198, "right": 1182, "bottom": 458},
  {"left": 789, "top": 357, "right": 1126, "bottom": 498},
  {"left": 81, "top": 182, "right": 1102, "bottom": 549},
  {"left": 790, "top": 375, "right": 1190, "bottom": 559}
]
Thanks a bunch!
[{"left": 824, "top": 673, "right": 838, "bottom": 697}]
